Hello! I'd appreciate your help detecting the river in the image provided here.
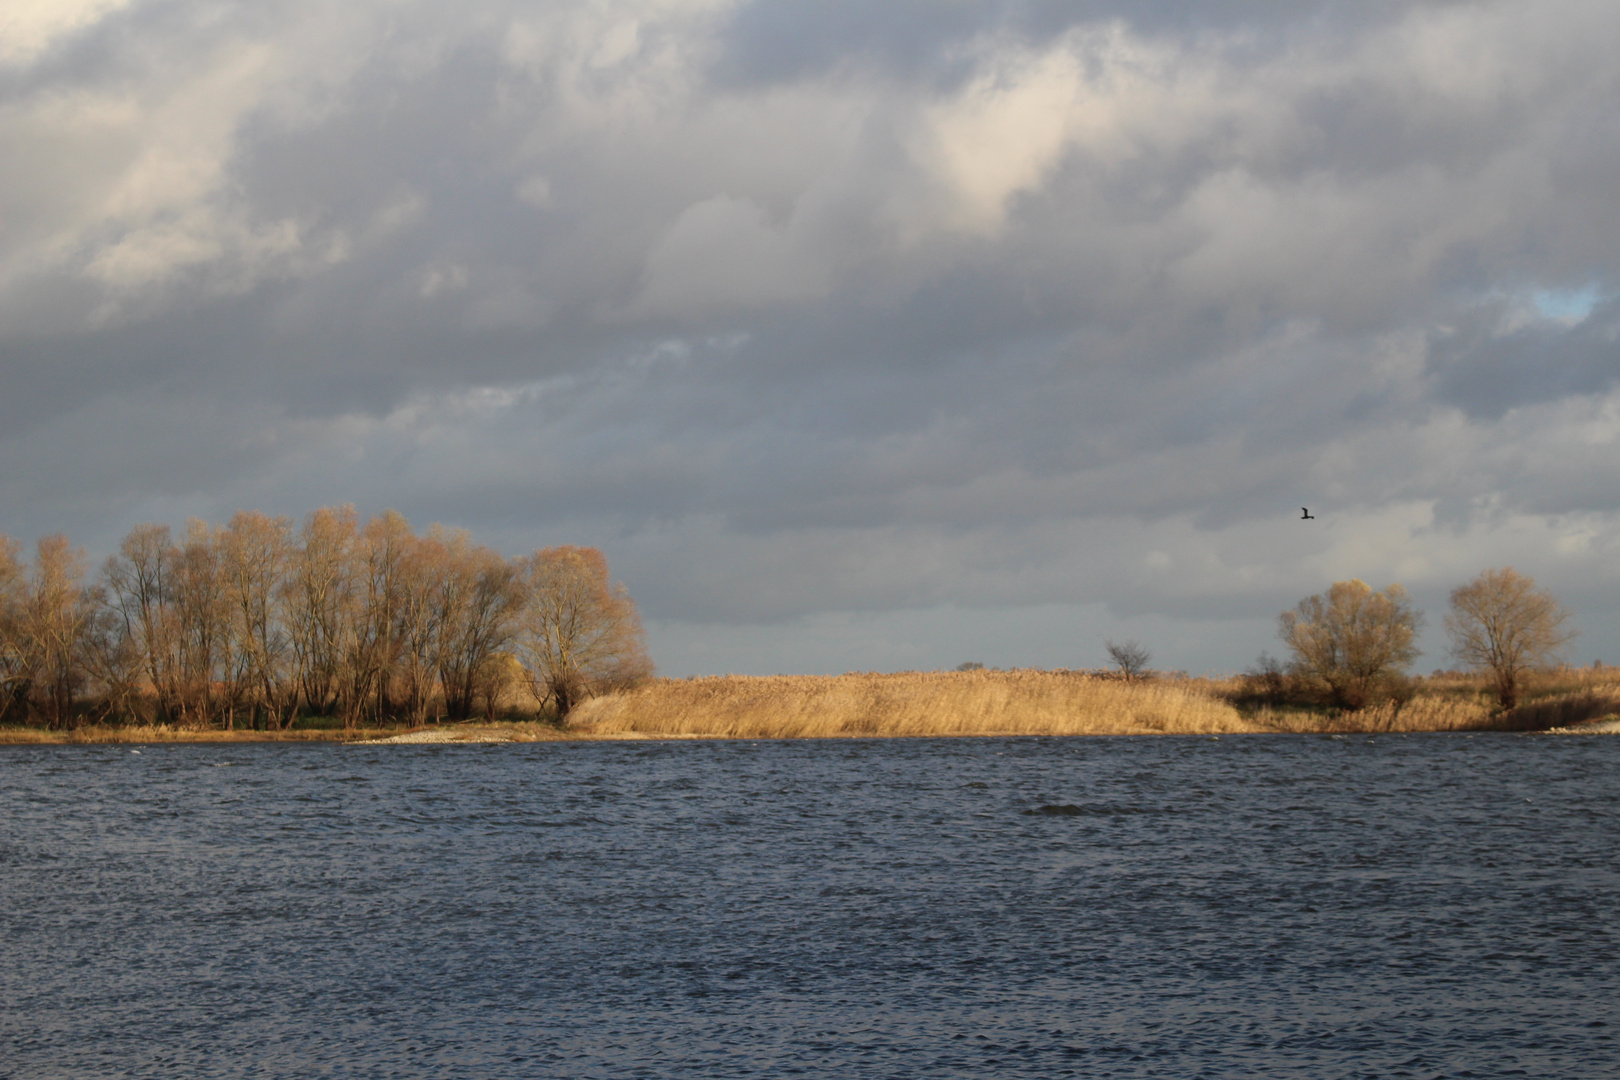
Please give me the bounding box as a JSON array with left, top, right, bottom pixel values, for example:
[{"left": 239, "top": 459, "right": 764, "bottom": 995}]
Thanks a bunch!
[{"left": 3, "top": 733, "right": 1616, "bottom": 1077}]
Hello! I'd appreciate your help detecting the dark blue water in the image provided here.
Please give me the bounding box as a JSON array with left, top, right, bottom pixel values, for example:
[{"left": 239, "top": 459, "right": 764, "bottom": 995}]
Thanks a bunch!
[{"left": 3, "top": 734, "right": 1617, "bottom": 1078}]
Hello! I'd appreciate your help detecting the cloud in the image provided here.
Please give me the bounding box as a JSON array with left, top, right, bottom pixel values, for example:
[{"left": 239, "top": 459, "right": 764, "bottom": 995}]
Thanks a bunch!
[
  {"left": 631, "top": 194, "right": 834, "bottom": 315},
  {"left": 3, "top": 0, "right": 1620, "bottom": 674},
  {"left": 0, "top": 0, "right": 136, "bottom": 67}
]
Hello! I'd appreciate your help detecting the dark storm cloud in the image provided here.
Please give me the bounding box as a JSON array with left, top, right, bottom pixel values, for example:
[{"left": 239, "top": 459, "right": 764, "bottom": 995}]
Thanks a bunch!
[
  {"left": 3, "top": 0, "right": 1620, "bottom": 673},
  {"left": 1430, "top": 298, "right": 1620, "bottom": 419}
]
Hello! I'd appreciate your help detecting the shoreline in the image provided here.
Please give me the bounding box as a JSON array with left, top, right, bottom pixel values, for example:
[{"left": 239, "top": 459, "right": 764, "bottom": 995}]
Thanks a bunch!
[
  {"left": 0, "top": 722, "right": 568, "bottom": 746},
  {"left": 5, "top": 722, "right": 1618, "bottom": 746},
  {"left": 7, "top": 669, "right": 1619, "bottom": 745}
]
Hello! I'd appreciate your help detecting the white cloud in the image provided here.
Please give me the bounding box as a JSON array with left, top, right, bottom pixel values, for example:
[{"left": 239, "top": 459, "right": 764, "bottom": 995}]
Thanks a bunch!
[
  {"left": 914, "top": 38, "right": 1088, "bottom": 234},
  {"left": 0, "top": 0, "right": 135, "bottom": 66}
]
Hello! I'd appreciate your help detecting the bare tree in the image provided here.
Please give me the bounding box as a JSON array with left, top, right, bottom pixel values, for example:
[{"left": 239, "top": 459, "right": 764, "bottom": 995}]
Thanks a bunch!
[
  {"left": 218, "top": 511, "right": 294, "bottom": 729},
  {"left": 19, "top": 536, "right": 94, "bottom": 729},
  {"left": 1105, "top": 639, "right": 1152, "bottom": 682},
  {"left": 393, "top": 530, "right": 445, "bottom": 725},
  {"left": 1279, "top": 579, "right": 1422, "bottom": 709},
  {"left": 356, "top": 508, "right": 417, "bottom": 722},
  {"left": 344, "top": 510, "right": 417, "bottom": 725},
  {"left": 514, "top": 546, "right": 652, "bottom": 721},
  {"left": 168, "top": 520, "right": 232, "bottom": 728},
  {"left": 1446, "top": 567, "right": 1574, "bottom": 709},
  {"left": 102, "top": 524, "right": 184, "bottom": 723},
  {"left": 76, "top": 580, "right": 144, "bottom": 725},
  {"left": 0, "top": 535, "right": 29, "bottom": 723},
  {"left": 432, "top": 528, "right": 524, "bottom": 722},
  {"left": 475, "top": 652, "right": 523, "bottom": 722},
  {"left": 283, "top": 506, "right": 360, "bottom": 722}
]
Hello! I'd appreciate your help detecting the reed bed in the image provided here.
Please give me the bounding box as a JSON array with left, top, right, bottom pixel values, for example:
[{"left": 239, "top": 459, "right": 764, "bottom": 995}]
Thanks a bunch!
[
  {"left": 1499, "top": 692, "right": 1620, "bottom": 732},
  {"left": 1239, "top": 696, "right": 1494, "bottom": 734},
  {"left": 570, "top": 666, "right": 1620, "bottom": 739},
  {"left": 568, "top": 669, "right": 1263, "bottom": 738}
]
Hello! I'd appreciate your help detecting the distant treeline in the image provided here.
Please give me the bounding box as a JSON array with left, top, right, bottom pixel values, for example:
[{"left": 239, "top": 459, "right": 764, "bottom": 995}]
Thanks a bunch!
[{"left": 0, "top": 507, "right": 651, "bottom": 730}]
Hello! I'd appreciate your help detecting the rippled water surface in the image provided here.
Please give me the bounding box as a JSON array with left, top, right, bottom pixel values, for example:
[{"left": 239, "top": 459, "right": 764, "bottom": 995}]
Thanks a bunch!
[{"left": 3, "top": 734, "right": 1618, "bottom": 1078}]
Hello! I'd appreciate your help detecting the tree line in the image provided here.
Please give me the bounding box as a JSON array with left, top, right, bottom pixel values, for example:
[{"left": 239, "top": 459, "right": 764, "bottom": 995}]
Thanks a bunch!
[
  {"left": 0, "top": 507, "right": 651, "bottom": 730},
  {"left": 1255, "top": 567, "right": 1574, "bottom": 711}
]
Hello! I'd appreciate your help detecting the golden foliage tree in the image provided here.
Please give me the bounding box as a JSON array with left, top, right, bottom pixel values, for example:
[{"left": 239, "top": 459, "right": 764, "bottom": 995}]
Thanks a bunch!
[
  {"left": 1279, "top": 579, "right": 1422, "bottom": 709},
  {"left": 515, "top": 546, "right": 652, "bottom": 720},
  {"left": 1446, "top": 567, "right": 1574, "bottom": 709}
]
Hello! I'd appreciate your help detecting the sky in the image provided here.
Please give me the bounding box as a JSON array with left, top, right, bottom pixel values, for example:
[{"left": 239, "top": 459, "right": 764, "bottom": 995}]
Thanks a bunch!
[{"left": 3, "top": 0, "right": 1618, "bottom": 677}]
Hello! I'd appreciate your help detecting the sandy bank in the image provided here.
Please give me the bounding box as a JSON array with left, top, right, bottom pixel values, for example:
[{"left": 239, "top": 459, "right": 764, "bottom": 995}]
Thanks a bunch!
[{"left": 365, "top": 727, "right": 520, "bottom": 744}]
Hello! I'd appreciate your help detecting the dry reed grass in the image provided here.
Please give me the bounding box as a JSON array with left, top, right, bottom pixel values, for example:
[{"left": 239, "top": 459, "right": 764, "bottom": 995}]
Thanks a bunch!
[
  {"left": 571, "top": 666, "right": 1620, "bottom": 739},
  {"left": 1499, "top": 692, "right": 1620, "bottom": 732},
  {"left": 568, "top": 669, "right": 1262, "bottom": 738},
  {"left": 1238, "top": 695, "right": 1493, "bottom": 734}
]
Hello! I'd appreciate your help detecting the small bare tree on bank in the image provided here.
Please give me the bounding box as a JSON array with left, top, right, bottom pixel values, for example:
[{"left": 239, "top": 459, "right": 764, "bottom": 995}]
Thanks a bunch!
[
  {"left": 1446, "top": 567, "right": 1574, "bottom": 709},
  {"left": 515, "top": 546, "right": 652, "bottom": 721},
  {"left": 1279, "top": 579, "right": 1422, "bottom": 709},
  {"left": 1105, "top": 639, "right": 1152, "bottom": 682}
]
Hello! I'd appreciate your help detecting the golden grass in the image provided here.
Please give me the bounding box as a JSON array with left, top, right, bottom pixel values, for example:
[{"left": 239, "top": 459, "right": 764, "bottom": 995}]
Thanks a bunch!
[
  {"left": 570, "top": 666, "right": 1620, "bottom": 739},
  {"left": 568, "top": 669, "right": 1264, "bottom": 738},
  {"left": 1237, "top": 695, "right": 1493, "bottom": 734}
]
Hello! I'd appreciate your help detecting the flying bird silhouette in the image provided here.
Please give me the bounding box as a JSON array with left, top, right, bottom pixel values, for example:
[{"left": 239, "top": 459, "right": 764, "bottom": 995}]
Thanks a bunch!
[{"left": 1301, "top": 508, "right": 1315, "bottom": 520}]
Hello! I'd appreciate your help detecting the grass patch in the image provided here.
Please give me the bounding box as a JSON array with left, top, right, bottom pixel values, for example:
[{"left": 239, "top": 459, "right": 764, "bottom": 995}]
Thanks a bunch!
[{"left": 568, "top": 669, "right": 1261, "bottom": 738}]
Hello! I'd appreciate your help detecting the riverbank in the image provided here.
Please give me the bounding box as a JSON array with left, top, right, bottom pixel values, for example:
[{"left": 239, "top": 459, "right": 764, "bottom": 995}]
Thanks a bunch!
[
  {"left": 0, "top": 722, "right": 572, "bottom": 745},
  {"left": 7, "top": 667, "right": 1618, "bottom": 743}
]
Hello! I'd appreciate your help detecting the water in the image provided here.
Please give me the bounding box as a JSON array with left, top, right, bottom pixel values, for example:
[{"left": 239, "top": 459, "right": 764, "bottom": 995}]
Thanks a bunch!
[{"left": 3, "top": 734, "right": 1617, "bottom": 1078}]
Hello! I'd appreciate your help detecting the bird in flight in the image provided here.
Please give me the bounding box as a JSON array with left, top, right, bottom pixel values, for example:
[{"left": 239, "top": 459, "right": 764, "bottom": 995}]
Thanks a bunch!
[{"left": 1300, "top": 507, "right": 1315, "bottom": 520}]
